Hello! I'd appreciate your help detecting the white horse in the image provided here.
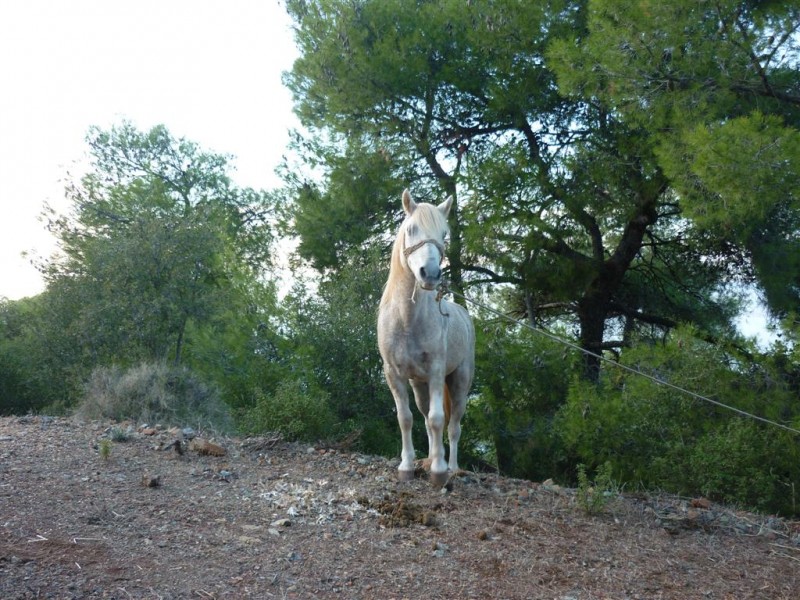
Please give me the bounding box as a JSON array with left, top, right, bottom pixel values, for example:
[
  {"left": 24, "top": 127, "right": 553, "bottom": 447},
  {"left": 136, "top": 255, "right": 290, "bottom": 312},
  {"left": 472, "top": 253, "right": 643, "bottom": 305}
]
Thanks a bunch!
[{"left": 377, "top": 189, "right": 475, "bottom": 487}]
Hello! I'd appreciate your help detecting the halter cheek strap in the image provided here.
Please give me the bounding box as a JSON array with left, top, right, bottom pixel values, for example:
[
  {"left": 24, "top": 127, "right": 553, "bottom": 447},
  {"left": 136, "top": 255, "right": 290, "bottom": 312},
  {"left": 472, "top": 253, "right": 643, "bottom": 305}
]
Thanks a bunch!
[{"left": 403, "top": 239, "right": 446, "bottom": 263}]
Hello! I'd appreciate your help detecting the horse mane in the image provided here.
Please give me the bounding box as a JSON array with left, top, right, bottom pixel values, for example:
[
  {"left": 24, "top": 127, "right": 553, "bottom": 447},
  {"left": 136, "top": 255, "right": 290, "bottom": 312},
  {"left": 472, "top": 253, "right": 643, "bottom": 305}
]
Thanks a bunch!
[{"left": 380, "top": 202, "right": 449, "bottom": 308}]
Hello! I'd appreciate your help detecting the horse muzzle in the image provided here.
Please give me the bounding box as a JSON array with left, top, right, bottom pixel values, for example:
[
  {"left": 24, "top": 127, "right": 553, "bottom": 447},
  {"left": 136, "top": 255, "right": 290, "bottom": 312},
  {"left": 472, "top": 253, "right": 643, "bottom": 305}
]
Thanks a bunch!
[{"left": 418, "top": 264, "right": 442, "bottom": 290}]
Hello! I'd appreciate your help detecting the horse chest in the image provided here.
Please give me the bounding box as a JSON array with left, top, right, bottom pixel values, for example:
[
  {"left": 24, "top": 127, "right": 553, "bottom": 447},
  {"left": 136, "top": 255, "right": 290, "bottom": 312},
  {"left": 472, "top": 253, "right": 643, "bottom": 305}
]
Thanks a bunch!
[{"left": 387, "top": 333, "right": 445, "bottom": 380}]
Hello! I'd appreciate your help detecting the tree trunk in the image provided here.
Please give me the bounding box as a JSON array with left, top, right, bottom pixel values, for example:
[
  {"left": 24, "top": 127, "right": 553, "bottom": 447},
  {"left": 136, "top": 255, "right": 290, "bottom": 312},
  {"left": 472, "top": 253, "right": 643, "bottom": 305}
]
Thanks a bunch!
[
  {"left": 577, "top": 297, "right": 607, "bottom": 382},
  {"left": 444, "top": 184, "right": 465, "bottom": 299},
  {"left": 574, "top": 176, "right": 663, "bottom": 382}
]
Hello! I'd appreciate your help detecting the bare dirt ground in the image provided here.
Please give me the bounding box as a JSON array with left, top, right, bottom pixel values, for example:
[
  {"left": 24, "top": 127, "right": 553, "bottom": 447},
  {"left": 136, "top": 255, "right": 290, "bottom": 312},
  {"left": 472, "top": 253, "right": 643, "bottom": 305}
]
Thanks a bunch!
[{"left": 1, "top": 415, "right": 799, "bottom": 599}]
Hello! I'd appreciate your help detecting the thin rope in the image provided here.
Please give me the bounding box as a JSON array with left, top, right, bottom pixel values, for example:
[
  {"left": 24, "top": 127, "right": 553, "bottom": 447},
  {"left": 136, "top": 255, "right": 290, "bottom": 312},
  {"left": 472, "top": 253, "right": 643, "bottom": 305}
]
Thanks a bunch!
[{"left": 443, "top": 285, "right": 800, "bottom": 437}]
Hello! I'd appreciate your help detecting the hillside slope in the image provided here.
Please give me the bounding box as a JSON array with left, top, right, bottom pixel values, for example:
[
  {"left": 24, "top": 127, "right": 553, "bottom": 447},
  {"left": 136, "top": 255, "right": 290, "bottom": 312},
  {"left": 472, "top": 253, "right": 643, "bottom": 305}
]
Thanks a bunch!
[{"left": 1, "top": 415, "right": 798, "bottom": 599}]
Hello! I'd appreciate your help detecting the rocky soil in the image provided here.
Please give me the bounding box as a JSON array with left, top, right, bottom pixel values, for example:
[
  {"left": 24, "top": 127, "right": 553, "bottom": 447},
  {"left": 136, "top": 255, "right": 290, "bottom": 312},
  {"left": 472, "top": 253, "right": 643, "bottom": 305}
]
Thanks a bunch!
[{"left": 1, "top": 415, "right": 799, "bottom": 599}]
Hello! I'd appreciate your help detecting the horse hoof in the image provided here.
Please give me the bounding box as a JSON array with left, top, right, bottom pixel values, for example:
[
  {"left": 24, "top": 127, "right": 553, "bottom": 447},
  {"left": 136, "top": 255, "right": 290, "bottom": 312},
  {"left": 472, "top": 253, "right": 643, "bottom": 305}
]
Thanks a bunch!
[
  {"left": 429, "top": 471, "right": 450, "bottom": 488},
  {"left": 398, "top": 469, "right": 415, "bottom": 482}
]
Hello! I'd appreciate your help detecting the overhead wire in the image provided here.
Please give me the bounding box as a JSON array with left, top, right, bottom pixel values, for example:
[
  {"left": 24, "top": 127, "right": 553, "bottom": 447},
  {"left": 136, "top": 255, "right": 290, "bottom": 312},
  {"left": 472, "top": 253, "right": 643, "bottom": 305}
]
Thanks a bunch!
[{"left": 445, "top": 287, "right": 800, "bottom": 437}]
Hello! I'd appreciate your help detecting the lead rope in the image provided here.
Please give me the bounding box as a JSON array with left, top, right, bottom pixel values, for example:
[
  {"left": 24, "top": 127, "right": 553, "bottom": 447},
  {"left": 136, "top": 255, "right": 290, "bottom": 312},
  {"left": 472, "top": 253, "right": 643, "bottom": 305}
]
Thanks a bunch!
[{"left": 435, "top": 281, "right": 450, "bottom": 317}]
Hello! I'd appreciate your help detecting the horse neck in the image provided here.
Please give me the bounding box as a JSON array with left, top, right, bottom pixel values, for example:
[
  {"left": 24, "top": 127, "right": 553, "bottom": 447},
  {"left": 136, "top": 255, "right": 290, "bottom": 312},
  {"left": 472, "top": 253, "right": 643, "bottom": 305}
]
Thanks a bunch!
[{"left": 381, "top": 242, "right": 437, "bottom": 327}]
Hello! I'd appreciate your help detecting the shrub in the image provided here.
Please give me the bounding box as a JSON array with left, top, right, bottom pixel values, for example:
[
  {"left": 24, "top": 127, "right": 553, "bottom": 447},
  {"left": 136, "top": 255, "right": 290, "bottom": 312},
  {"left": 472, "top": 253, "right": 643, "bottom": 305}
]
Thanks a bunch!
[
  {"left": 241, "top": 378, "right": 336, "bottom": 442},
  {"left": 77, "top": 362, "right": 233, "bottom": 433},
  {"left": 108, "top": 426, "right": 130, "bottom": 442},
  {"left": 466, "top": 320, "right": 574, "bottom": 480},
  {"left": 556, "top": 326, "right": 800, "bottom": 517},
  {"left": 687, "top": 420, "right": 800, "bottom": 515},
  {"left": 98, "top": 438, "right": 112, "bottom": 461},
  {"left": 576, "top": 461, "right": 617, "bottom": 515}
]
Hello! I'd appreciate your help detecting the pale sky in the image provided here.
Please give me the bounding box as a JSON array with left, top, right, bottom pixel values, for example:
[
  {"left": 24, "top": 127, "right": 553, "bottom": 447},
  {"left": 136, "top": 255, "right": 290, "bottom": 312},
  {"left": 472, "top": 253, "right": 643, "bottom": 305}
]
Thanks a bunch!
[
  {"left": 0, "top": 0, "right": 299, "bottom": 300},
  {"left": 0, "top": 1, "right": 777, "bottom": 345}
]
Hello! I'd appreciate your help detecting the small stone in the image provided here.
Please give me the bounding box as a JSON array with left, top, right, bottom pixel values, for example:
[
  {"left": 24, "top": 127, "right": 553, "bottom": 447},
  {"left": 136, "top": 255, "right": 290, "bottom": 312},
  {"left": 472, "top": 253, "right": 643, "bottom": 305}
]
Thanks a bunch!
[
  {"left": 238, "top": 536, "right": 261, "bottom": 545},
  {"left": 270, "top": 519, "right": 291, "bottom": 528},
  {"left": 420, "top": 511, "right": 437, "bottom": 527},
  {"left": 141, "top": 474, "right": 161, "bottom": 488},
  {"left": 477, "top": 529, "right": 489, "bottom": 541},
  {"left": 189, "top": 438, "right": 226, "bottom": 457}
]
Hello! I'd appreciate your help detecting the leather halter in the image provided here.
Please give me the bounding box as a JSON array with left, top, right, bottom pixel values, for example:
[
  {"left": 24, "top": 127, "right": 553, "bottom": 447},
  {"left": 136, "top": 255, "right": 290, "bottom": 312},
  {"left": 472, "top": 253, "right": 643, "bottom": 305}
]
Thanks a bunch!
[{"left": 403, "top": 238, "right": 445, "bottom": 263}]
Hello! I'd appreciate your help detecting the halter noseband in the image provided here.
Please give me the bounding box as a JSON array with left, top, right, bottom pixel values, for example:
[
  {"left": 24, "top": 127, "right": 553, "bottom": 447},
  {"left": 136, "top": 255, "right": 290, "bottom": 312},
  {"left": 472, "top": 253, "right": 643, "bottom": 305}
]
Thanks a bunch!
[{"left": 403, "top": 238, "right": 446, "bottom": 264}]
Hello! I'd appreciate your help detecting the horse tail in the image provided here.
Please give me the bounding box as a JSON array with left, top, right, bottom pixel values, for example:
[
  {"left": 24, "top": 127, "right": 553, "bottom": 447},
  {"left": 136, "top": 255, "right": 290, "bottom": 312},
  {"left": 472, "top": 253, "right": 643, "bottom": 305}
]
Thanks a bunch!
[{"left": 444, "top": 383, "right": 451, "bottom": 428}]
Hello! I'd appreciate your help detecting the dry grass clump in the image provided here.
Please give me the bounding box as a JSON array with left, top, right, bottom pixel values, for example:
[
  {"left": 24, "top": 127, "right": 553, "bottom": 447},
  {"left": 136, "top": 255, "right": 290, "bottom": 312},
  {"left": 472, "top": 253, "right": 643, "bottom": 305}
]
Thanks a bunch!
[{"left": 77, "top": 362, "right": 233, "bottom": 433}]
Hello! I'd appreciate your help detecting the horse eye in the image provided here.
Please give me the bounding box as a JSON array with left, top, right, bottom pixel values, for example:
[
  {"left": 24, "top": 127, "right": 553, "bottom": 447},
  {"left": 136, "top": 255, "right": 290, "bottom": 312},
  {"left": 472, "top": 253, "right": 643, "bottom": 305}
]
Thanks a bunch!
[{"left": 407, "top": 224, "right": 418, "bottom": 236}]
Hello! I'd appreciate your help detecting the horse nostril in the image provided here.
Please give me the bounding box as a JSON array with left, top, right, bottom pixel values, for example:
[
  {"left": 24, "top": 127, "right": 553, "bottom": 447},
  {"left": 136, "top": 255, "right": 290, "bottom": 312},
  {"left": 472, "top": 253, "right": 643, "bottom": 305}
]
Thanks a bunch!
[{"left": 420, "top": 266, "right": 427, "bottom": 280}]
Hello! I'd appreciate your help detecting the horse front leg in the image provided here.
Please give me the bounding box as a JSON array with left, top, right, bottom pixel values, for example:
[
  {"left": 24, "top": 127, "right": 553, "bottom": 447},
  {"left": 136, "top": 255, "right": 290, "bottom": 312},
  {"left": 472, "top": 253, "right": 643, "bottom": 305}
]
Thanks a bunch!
[
  {"left": 385, "top": 368, "right": 416, "bottom": 481},
  {"left": 426, "top": 379, "right": 449, "bottom": 487}
]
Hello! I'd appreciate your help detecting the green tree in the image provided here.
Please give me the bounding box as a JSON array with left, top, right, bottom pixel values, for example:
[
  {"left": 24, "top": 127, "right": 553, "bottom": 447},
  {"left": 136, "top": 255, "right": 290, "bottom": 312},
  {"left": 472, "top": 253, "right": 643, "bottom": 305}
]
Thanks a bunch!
[
  {"left": 285, "top": 0, "right": 742, "bottom": 380},
  {"left": 548, "top": 0, "right": 800, "bottom": 316},
  {"left": 0, "top": 297, "right": 57, "bottom": 414},
  {"left": 37, "top": 122, "right": 277, "bottom": 405},
  {"left": 467, "top": 311, "right": 574, "bottom": 480},
  {"left": 281, "top": 247, "right": 398, "bottom": 453},
  {"left": 282, "top": 1, "right": 800, "bottom": 502}
]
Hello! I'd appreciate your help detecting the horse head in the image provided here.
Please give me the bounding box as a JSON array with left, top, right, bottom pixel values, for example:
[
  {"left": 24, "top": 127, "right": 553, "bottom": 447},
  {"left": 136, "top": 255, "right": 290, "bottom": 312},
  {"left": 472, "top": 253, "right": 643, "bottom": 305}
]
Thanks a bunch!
[{"left": 400, "top": 189, "right": 452, "bottom": 291}]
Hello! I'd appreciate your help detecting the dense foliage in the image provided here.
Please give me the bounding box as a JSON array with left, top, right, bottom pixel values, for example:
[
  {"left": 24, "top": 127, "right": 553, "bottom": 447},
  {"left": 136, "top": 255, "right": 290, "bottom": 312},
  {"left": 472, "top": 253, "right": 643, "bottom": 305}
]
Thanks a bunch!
[
  {"left": 2, "top": 2, "right": 800, "bottom": 517},
  {"left": 2, "top": 122, "right": 282, "bottom": 412}
]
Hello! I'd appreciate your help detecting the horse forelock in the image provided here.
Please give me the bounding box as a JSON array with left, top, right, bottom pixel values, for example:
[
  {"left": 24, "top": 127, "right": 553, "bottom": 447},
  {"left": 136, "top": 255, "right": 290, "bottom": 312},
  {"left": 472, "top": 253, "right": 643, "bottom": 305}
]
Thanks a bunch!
[
  {"left": 381, "top": 203, "right": 448, "bottom": 307},
  {"left": 410, "top": 202, "right": 449, "bottom": 239}
]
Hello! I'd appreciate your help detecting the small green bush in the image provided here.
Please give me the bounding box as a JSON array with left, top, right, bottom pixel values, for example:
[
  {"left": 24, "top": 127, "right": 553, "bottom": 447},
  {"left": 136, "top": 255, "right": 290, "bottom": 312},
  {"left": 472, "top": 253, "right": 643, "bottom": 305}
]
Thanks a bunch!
[
  {"left": 108, "top": 426, "right": 130, "bottom": 442},
  {"left": 98, "top": 438, "right": 112, "bottom": 461},
  {"left": 241, "top": 378, "right": 335, "bottom": 442},
  {"left": 77, "top": 362, "right": 233, "bottom": 433},
  {"left": 576, "top": 461, "right": 617, "bottom": 515}
]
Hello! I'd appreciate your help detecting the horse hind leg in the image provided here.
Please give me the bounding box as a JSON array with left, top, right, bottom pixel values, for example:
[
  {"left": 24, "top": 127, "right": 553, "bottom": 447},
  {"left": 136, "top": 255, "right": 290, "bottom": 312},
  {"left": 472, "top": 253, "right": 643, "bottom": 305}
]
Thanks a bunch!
[
  {"left": 445, "top": 372, "right": 469, "bottom": 474},
  {"left": 410, "top": 380, "right": 433, "bottom": 464}
]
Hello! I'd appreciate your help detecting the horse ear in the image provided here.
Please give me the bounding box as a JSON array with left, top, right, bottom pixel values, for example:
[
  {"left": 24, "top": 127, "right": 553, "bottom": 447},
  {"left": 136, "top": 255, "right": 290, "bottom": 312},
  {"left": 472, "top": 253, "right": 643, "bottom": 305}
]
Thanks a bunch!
[
  {"left": 438, "top": 196, "right": 453, "bottom": 218},
  {"left": 402, "top": 189, "right": 416, "bottom": 215}
]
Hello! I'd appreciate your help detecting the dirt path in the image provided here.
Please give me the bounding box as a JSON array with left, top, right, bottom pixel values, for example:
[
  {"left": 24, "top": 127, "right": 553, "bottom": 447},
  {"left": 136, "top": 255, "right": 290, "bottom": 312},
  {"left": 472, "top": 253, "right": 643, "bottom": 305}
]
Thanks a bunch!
[{"left": 1, "top": 415, "right": 798, "bottom": 599}]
